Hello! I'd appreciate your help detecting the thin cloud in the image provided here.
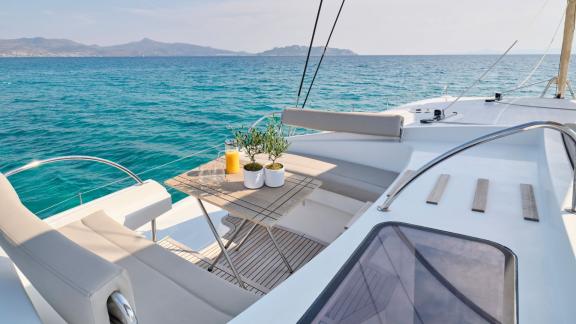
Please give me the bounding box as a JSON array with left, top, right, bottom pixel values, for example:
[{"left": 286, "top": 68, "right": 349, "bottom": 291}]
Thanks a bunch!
[
  {"left": 1, "top": 0, "right": 568, "bottom": 55},
  {"left": 118, "top": 8, "right": 161, "bottom": 18}
]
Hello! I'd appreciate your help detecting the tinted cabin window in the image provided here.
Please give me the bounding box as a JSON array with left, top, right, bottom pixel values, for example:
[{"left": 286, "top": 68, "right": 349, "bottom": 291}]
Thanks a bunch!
[{"left": 301, "top": 224, "right": 516, "bottom": 324}]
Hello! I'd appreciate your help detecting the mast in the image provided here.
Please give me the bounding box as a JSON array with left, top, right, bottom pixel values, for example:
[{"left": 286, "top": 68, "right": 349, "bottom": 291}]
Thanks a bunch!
[{"left": 557, "top": 0, "right": 576, "bottom": 98}]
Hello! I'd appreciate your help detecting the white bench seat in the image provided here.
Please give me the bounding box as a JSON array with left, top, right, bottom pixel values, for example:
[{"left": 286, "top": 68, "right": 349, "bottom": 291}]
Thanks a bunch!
[
  {"left": 0, "top": 254, "right": 42, "bottom": 323},
  {"left": 60, "top": 211, "right": 258, "bottom": 324},
  {"left": 261, "top": 153, "right": 399, "bottom": 202},
  {"left": 0, "top": 173, "right": 258, "bottom": 324}
]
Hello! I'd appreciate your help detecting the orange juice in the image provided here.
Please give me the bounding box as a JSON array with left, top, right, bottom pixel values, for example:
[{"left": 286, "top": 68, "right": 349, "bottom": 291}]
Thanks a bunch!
[{"left": 225, "top": 150, "right": 240, "bottom": 174}]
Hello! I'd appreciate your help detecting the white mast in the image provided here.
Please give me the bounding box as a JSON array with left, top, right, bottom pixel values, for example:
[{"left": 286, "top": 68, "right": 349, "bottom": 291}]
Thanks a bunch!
[{"left": 557, "top": 0, "right": 576, "bottom": 98}]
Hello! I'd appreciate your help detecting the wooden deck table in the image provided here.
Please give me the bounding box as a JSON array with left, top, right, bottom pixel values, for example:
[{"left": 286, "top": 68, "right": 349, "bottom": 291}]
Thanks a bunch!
[{"left": 165, "top": 156, "right": 321, "bottom": 288}]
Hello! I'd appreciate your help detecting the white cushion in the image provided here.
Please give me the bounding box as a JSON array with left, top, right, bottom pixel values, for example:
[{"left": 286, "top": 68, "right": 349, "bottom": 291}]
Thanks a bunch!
[
  {"left": 49, "top": 180, "right": 171, "bottom": 230},
  {"left": 282, "top": 108, "right": 404, "bottom": 138},
  {"left": 60, "top": 211, "right": 259, "bottom": 324},
  {"left": 259, "top": 153, "right": 399, "bottom": 202},
  {"left": 0, "top": 254, "right": 42, "bottom": 323},
  {"left": 0, "top": 174, "right": 135, "bottom": 324}
]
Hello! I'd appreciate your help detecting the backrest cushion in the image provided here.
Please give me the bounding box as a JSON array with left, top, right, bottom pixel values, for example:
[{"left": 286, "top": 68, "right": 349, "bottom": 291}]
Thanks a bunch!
[
  {"left": 0, "top": 174, "right": 135, "bottom": 324},
  {"left": 281, "top": 108, "right": 404, "bottom": 138}
]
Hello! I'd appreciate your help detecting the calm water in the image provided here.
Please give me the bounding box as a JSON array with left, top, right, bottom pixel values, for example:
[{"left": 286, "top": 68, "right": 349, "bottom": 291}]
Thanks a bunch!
[{"left": 0, "top": 55, "right": 571, "bottom": 218}]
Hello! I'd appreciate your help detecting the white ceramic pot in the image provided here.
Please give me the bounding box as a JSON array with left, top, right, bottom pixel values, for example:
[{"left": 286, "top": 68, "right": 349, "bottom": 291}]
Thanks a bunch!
[
  {"left": 243, "top": 167, "right": 265, "bottom": 189},
  {"left": 264, "top": 164, "right": 285, "bottom": 187}
]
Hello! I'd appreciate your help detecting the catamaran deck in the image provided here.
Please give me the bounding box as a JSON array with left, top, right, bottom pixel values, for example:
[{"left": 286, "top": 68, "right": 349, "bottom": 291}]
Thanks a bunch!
[{"left": 159, "top": 215, "right": 326, "bottom": 295}]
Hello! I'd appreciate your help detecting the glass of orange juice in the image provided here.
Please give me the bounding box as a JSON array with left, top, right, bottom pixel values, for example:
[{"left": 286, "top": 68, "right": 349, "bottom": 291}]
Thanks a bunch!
[{"left": 225, "top": 139, "right": 240, "bottom": 174}]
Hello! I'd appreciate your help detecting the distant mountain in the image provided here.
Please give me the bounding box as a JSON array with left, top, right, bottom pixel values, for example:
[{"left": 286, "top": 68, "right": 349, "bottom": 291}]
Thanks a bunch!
[
  {"left": 0, "top": 37, "right": 249, "bottom": 57},
  {"left": 0, "top": 37, "right": 98, "bottom": 57},
  {"left": 0, "top": 38, "right": 357, "bottom": 57},
  {"left": 258, "top": 45, "right": 357, "bottom": 56},
  {"left": 100, "top": 38, "right": 247, "bottom": 57}
]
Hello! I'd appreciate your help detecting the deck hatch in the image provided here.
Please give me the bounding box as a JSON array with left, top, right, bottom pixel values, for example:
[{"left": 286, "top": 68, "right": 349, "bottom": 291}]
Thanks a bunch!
[{"left": 300, "top": 223, "right": 517, "bottom": 324}]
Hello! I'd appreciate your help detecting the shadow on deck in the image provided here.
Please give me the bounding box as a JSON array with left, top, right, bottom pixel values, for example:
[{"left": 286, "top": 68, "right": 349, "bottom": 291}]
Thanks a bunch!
[{"left": 158, "top": 215, "right": 326, "bottom": 295}]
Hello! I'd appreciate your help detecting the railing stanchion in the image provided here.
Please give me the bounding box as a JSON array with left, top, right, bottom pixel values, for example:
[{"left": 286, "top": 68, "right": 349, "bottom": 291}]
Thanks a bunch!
[{"left": 151, "top": 219, "right": 157, "bottom": 242}]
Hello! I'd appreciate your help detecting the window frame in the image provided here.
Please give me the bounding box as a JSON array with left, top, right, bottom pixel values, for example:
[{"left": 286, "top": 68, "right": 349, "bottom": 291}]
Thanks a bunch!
[{"left": 298, "top": 222, "right": 518, "bottom": 324}]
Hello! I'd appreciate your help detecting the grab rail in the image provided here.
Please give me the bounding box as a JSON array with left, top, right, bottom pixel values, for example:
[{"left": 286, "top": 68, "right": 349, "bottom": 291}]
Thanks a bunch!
[
  {"left": 378, "top": 121, "right": 576, "bottom": 212},
  {"left": 249, "top": 111, "right": 282, "bottom": 129},
  {"left": 5, "top": 156, "right": 159, "bottom": 241},
  {"left": 6, "top": 156, "right": 143, "bottom": 184}
]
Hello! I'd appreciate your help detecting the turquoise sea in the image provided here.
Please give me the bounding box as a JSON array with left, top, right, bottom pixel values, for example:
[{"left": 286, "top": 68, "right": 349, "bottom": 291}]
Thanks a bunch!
[{"left": 0, "top": 55, "right": 571, "bottom": 218}]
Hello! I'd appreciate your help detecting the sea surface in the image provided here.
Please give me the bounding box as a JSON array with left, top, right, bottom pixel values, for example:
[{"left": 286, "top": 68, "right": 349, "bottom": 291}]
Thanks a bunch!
[{"left": 0, "top": 55, "right": 571, "bottom": 218}]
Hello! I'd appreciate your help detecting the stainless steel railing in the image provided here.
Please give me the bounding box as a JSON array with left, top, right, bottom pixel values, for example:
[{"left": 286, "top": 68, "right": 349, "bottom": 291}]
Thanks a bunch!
[
  {"left": 5, "top": 155, "right": 158, "bottom": 242},
  {"left": 6, "top": 156, "right": 143, "bottom": 182},
  {"left": 249, "top": 111, "right": 282, "bottom": 129},
  {"left": 378, "top": 121, "right": 576, "bottom": 213},
  {"left": 107, "top": 291, "right": 138, "bottom": 324},
  {"left": 10, "top": 143, "right": 222, "bottom": 219}
]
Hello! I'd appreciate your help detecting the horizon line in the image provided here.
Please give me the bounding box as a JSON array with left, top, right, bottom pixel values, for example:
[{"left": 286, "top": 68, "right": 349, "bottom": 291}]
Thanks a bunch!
[{"left": 0, "top": 36, "right": 566, "bottom": 56}]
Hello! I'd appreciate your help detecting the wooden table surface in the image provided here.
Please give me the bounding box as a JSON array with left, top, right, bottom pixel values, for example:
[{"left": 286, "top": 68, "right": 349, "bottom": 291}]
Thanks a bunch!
[{"left": 165, "top": 157, "right": 322, "bottom": 226}]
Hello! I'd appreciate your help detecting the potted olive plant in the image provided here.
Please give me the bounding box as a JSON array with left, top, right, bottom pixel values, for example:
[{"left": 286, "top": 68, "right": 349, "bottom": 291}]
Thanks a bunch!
[
  {"left": 234, "top": 127, "right": 265, "bottom": 189},
  {"left": 263, "top": 118, "right": 290, "bottom": 187}
]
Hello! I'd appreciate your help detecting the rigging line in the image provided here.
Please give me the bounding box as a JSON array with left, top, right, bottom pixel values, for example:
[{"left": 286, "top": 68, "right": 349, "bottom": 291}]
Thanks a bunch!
[
  {"left": 296, "top": 0, "right": 324, "bottom": 107},
  {"left": 301, "top": 0, "right": 346, "bottom": 109},
  {"left": 78, "top": 143, "right": 222, "bottom": 197},
  {"left": 442, "top": 40, "right": 518, "bottom": 114},
  {"left": 438, "top": 0, "right": 549, "bottom": 111},
  {"left": 34, "top": 143, "right": 223, "bottom": 215},
  {"left": 517, "top": 0, "right": 553, "bottom": 40},
  {"left": 35, "top": 194, "right": 81, "bottom": 215},
  {"left": 501, "top": 77, "right": 554, "bottom": 94},
  {"left": 529, "top": 0, "right": 552, "bottom": 28},
  {"left": 517, "top": 8, "right": 566, "bottom": 88}
]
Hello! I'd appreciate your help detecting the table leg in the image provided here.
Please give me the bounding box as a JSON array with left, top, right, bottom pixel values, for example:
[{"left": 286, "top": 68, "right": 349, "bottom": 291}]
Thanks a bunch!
[
  {"left": 208, "top": 218, "right": 248, "bottom": 271},
  {"left": 232, "top": 222, "right": 259, "bottom": 252},
  {"left": 265, "top": 226, "right": 294, "bottom": 273},
  {"left": 196, "top": 198, "right": 246, "bottom": 289}
]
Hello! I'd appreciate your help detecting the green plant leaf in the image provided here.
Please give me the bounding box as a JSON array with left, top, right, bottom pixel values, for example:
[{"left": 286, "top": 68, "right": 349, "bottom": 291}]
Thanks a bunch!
[
  {"left": 232, "top": 126, "right": 265, "bottom": 164},
  {"left": 263, "top": 117, "right": 290, "bottom": 164}
]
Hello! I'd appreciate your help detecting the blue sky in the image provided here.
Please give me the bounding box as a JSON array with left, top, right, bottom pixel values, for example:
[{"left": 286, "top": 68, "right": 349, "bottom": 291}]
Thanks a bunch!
[{"left": 0, "top": 0, "right": 568, "bottom": 54}]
